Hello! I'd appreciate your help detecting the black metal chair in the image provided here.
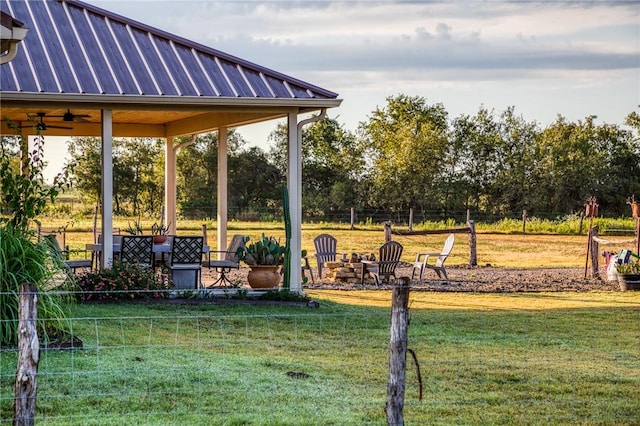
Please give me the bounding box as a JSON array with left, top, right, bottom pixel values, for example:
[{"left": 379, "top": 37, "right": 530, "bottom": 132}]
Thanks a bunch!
[
  {"left": 120, "top": 236, "right": 154, "bottom": 269},
  {"left": 43, "top": 234, "right": 93, "bottom": 273},
  {"left": 168, "top": 236, "right": 204, "bottom": 289},
  {"left": 204, "top": 234, "right": 246, "bottom": 287}
]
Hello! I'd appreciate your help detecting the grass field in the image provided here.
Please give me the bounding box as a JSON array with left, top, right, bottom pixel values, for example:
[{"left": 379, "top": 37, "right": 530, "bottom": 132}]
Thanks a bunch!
[
  {"left": 41, "top": 217, "right": 637, "bottom": 269},
  {"left": 1, "top": 291, "right": 638, "bottom": 425},
  {"left": 3, "top": 218, "right": 636, "bottom": 424}
]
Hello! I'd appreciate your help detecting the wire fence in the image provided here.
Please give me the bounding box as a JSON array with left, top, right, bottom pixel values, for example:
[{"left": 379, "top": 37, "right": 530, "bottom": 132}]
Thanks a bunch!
[
  {"left": 2, "top": 289, "right": 639, "bottom": 425},
  {"left": 48, "top": 198, "right": 592, "bottom": 225}
]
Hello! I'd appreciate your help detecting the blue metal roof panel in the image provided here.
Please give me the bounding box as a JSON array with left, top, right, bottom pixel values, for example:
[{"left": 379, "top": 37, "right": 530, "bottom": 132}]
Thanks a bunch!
[
  {"left": 174, "top": 45, "right": 214, "bottom": 97},
  {"left": 244, "top": 69, "right": 274, "bottom": 98},
  {"left": 0, "top": 0, "right": 339, "bottom": 102},
  {"left": 109, "top": 20, "right": 158, "bottom": 95},
  {"left": 67, "top": 5, "right": 117, "bottom": 94},
  {"left": 88, "top": 13, "right": 138, "bottom": 94},
  {"left": 264, "top": 74, "right": 294, "bottom": 98},
  {"left": 154, "top": 39, "right": 198, "bottom": 96}
]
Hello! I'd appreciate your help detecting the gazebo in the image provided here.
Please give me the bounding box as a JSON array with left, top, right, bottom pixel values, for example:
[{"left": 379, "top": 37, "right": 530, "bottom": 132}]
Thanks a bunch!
[{"left": 0, "top": 0, "right": 342, "bottom": 293}]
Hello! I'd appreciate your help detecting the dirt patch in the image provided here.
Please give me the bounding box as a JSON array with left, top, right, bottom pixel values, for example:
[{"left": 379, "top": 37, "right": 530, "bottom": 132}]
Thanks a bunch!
[{"left": 204, "top": 264, "right": 621, "bottom": 293}]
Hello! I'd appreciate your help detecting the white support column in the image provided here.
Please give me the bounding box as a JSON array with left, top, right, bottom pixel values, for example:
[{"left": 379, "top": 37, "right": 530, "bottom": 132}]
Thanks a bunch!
[
  {"left": 100, "top": 109, "right": 113, "bottom": 267},
  {"left": 165, "top": 137, "right": 177, "bottom": 234},
  {"left": 217, "top": 127, "right": 228, "bottom": 257},
  {"left": 287, "top": 112, "right": 302, "bottom": 293}
]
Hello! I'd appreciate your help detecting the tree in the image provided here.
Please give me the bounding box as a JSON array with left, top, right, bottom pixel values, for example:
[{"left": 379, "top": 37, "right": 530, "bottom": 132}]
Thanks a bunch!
[
  {"left": 268, "top": 116, "right": 364, "bottom": 220},
  {"left": 1, "top": 131, "right": 73, "bottom": 230},
  {"left": 358, "top": 94, "right": 449, "bottom": 213},
  {"left": 68, "top": 137, "right": 164, "bottom": 215}
]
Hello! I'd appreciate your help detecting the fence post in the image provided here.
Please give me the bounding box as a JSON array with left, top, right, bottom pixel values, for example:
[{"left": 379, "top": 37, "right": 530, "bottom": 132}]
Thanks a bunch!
[
  {"left": 468, "top": 219, "right": 477, "bottom": 266},
  {"left": 386, "top": 278, "right": 410, "bottom": 426},
  {"left": 590, "top": 226, "right": 599, "bottom": 278},
  {"left": 522, "top": 210, "right": 527, "bottom": 234},
  {"left": 408, "top": 208, "right": 413, "bottom": 232},
  {"left": 14, "top": 282, "right": 39, "bottom": 426},
  {"left": 384, "top": 221, "right": 392, "bottom": 243},
  {"left": 350, "top": 207, "right": 355, "bottom": 230}
]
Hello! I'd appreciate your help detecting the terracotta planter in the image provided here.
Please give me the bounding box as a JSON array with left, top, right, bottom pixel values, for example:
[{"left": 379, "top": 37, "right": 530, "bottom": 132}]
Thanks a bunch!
[
  {"left": 617, "top": 274, "right": 640, "bottom": 291},
  {"left": 247, "top": 265, "right": 281, "bottom": 289},
  {"left": 153, "top": 235, "right": 167, "bottom": 244}
]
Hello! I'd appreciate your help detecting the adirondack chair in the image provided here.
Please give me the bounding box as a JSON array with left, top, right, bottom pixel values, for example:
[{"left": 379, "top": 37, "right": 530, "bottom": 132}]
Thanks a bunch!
[
  {"left": 412, "top": 234, "right": 455, "bottom": 282},
  {"left": 204, "top": 234, "right": 247, "bottom": 287},
  {"left": 364, "top": 241, "right": 404, "bottom": 286},
  {"left": 313, "top": 234, "right": 344, "bottom": 278}
]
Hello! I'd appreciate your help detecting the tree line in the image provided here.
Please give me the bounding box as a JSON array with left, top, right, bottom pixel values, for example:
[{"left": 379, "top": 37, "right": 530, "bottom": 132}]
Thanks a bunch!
[{"left": 5, "top": 94, "right": 638, "bottom": 221}]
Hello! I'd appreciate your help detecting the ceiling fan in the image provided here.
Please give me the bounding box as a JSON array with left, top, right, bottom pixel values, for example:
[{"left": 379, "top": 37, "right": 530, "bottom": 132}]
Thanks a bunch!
[
  {"left": 17, "top": 112, "right": 73, "bottom": 131},
  {"left": 48, "top": 109, "right": 91, "bottom": 122}
]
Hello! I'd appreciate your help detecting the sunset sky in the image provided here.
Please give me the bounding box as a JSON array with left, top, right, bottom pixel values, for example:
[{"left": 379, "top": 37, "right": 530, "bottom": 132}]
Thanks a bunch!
[{"left": 40, "top": 0, "right": 640, "bottom": 180}]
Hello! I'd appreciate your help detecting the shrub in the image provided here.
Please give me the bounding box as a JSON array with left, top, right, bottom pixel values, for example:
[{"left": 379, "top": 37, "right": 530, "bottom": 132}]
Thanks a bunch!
[
  {"left": 0, "top": 224, "right": 73, "bottom": 347},
  {"left": 75, "top": 261, "right": 171, "bottom": 302}
]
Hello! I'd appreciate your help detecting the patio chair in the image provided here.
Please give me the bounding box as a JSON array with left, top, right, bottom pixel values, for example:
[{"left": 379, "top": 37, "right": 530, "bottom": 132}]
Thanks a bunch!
[
  {"left": 93, "top": 232, "right": 123, "bottom": 269},
  {"left": 314, "top": 234, "right": 345, "bottom": 278},
  {"left": 365, "top": 241, "right": 404, "bottom": 286},
  {"left": 43, "top": 234, "right": 93, "bottom": 273},
  {"left": 411, "top": 233, "right": 455, "bottom": 282},
  {"left": 168, "top": 236, "right": 204, "bottom": 289},
  {"left": 120, "top": 235, "right": 154, "bottom": 269},
  {"left": 204, "top": 234, "right": 246, "bottom": 287}
]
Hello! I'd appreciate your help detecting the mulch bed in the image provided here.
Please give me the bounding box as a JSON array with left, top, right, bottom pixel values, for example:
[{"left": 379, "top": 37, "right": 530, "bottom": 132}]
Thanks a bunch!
[{"left": 206, "top": 264, "right": 621, "bottom": 293}]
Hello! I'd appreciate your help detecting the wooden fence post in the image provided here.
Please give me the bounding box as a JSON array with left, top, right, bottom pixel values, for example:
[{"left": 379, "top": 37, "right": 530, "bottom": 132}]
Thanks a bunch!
[
  {"left": 590, "top": 226, "right": 599, "bottom": 279},
  {"left": 468, "top": 219, "right": 477, "bottom": 266},
  {"left": 386, "top": 278, "right": 410, "bottom": 426},
  {"left": 14, "top": 282, "right": 39, "bottom": 426},
  {"left": 408, "top": 208, "right": 413, "bottom": 232},
  {"left": 522, "top": 210, "right": 527, "bottom": 234},
  {"left": 384, "top": 221, "right": 392, "bottom": 243},
  {"left": 350, "top": 207, "right": 355, "bottom": 230}
]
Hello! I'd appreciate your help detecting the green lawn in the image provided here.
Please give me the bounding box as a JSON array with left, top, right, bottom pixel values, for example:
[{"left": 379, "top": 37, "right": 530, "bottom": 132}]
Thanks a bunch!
[{"left": 1, "top": 291, "right": 639, "bottom": 425}]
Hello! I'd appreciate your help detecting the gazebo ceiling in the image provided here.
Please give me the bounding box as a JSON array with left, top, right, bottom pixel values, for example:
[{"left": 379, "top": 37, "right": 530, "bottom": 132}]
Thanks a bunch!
[{"left": 0, "top": 0, "right": 341, "bottom": 137}]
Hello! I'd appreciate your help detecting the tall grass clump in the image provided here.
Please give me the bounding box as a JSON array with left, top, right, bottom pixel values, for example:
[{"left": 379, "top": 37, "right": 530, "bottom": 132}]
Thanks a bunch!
[{"left": 0, "top": 225, "right": 72, "bottom": 347}]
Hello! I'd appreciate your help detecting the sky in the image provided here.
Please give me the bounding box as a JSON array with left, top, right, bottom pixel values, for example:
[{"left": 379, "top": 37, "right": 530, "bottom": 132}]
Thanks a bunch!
[{"left": 41, "top": 0, "right": 639, "bottom": 181}]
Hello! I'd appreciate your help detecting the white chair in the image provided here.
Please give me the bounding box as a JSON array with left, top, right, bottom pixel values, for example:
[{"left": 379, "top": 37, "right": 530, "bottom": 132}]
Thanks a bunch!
[{"left": 412, "top": 234, "right": 455, "bottom": 282}]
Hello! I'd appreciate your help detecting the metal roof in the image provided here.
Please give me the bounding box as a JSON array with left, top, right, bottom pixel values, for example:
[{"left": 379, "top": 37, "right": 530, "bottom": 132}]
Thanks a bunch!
[{"left": 0, "top": 0, "right": 341, "bottom": 137}]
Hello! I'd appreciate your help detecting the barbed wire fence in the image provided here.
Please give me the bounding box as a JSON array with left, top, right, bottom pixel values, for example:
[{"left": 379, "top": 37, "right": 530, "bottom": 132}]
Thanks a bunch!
[{"left": 2, "top": 287, "right": 638, "bottom": 425}]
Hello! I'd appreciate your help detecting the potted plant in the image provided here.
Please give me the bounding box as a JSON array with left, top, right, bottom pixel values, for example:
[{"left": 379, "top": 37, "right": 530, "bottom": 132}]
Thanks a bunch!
[
  {"left": 615, "top": 261, "right": 640, "bottom": 291},
  {"left": 151, "top": 221, "right": 170, "bottom": 244},
  {"left": 237, "top": 234, "right": 286, "bottom": 289}
]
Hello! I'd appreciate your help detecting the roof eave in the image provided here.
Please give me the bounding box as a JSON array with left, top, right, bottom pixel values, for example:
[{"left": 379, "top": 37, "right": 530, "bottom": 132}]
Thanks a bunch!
[{"left": 0, "top": 92, "right": 343, "bottom": 111}]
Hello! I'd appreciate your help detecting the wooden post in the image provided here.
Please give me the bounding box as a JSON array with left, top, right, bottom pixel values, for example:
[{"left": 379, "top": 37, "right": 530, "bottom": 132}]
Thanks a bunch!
[
  {"left": 201, "top": 224, "right": 208, "bottom": 246},
  {"left": 14, "top": 283, "right": 39, "bottom": 426},
  {"left": 522, "top": 210, "right": 527, "bottom": 234},
  {"left": 384, "top": 221, "right": 392, "bottom": 243},
  {"left": 350, "top": 207, "right": 355, "bottom": 230},
  {"left": 578, "top": 211, "right": 584, "bottom": 236},
  {"left": 468, "top": 219, "right": 477, "bottom": 266},
  {"left": 590, "top": 226, "right": 600, "bottom": 278},
  {"left": 408, "top": 208, "right": 413, "bottom": 232},
  {"left": 583, "top": 197, "right": 598, "bottom": 279},
  {"left": 386, "top": 278, "right": 410, "bottom": 426}
]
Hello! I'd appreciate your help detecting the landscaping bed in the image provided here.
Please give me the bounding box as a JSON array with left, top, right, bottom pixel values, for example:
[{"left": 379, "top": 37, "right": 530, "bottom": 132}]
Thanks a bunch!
[{"left": 211, "top": 265, "right": 620, "bottom": 293}]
